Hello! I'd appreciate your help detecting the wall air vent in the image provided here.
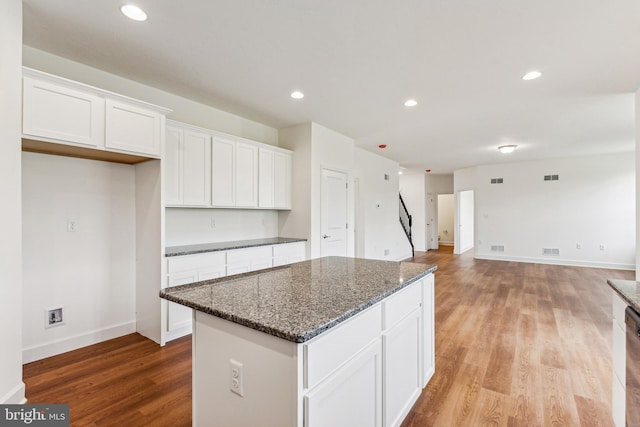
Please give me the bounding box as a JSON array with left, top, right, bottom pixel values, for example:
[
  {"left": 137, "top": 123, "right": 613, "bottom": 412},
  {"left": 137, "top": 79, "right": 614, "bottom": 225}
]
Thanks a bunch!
[
  {"left": 543, "top": 174, "right": 559, "bottom": 181},
  {"left": 490, "top": 178, "right": 504, "bottom": 184},
  {"left": 542, "top": 248, "right": 560, "bottom": 256},
  {"left": 490, "top": 245, "right": 505, "bottom": 252}
]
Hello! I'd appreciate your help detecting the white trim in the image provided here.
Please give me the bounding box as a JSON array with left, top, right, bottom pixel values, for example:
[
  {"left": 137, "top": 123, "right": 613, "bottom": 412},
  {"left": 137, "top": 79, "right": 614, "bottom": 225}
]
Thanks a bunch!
[
  {"left": 474, "top": 254, "right": 635, "bottom": 271},
  {"left": 1, "top": 382, "right": 26, "bottom": 404},
  {"left": 22, "top": 320, "right": 136, "bottom": 364}
]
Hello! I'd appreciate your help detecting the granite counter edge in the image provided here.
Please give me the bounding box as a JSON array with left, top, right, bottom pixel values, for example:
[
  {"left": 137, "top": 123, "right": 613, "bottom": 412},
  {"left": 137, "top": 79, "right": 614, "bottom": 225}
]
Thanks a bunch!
[
  {"left": 160, "top": 265, "right": 437, "bottom": 343},
  {"left": 165, "top": 237, "right": 307, "bottom": 257},
  {"left": 607, "top": 279, "right": 640, "bottom": 313}
]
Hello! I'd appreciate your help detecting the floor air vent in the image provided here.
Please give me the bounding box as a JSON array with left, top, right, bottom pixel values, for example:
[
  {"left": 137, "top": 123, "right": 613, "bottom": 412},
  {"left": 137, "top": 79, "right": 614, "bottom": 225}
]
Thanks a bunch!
[
  {"left": 491, "top": 245, "right": 505, "bottom": 252},
  {"left": 542, "top": 248, "right": 560, "bottom": 256}
]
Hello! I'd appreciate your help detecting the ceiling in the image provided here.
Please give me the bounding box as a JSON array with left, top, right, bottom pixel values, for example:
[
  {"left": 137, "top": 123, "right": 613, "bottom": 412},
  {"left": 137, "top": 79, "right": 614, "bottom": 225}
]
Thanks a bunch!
[{"left": 22, "top": 0, "right": 640, "bottom": 173}]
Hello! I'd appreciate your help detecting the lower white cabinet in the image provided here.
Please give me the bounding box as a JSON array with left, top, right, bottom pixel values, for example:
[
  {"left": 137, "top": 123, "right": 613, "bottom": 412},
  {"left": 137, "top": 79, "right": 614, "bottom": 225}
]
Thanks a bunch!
[
  {"left": 163, "top": 241, "right": 306, "bottom": 343},
  {"left": 191, "top": 272, "right": 434, "bottom": 427},
  {"left": 304, "top": 339, "right": 383, "bottom": 427}
]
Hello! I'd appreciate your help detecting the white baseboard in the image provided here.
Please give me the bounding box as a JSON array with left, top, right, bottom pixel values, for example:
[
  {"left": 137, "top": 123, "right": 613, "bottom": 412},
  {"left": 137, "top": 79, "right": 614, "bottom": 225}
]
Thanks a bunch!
[
  {"left": 1, "top": 382, "right": 26, "bottom": 404},
  {"left": 474, "top": 253, "right": 635, "bottom": 271},
  {"left": 22, "top": 320, "right": 136, "bottom": 364},
  {"left": 438, "top": 241, "right": 453, "bottom": 246}
]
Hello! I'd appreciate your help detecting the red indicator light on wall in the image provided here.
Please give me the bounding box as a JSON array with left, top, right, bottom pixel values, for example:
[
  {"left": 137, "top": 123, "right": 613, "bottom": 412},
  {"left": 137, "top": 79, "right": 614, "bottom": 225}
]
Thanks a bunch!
[{"left": 378, "top": 144, "right": 387, "bottom": 149}]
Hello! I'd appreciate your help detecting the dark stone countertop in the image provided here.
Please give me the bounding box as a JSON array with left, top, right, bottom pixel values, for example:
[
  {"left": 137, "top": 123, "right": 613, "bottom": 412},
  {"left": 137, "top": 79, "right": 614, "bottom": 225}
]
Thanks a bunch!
[
  {"left": 160, "top": 256, "right": 437, "bottom": 343},
  {"left": 165, "top": 237, "right": 307, "bottom": 257},
  {"left": 607, "top": 279, "right": 640, "bottom": 313}
]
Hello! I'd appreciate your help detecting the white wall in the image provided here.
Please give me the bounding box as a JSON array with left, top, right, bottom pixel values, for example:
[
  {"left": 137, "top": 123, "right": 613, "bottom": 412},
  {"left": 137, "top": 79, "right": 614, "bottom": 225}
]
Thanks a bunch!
[
  {"left": 0, "top": 0, "right": 24, "bottom": 404},
  {"left": 437, "top": 194, "right": 455, "bottom": 245},
  {"left": 636, "top": 89, "right": 640, "bottom": 279},
  {"left": 426, "top": 174, "right": 454, "bottom": 194},
  {"left": 166, "top": 208, "right": 279, "bottom": 246},
  {"left": 22, "top": 153, "right": 137, "bottom": 362},
  {"left": 279, "top": 123, "right": 355, "bottom": 259},
  {"left": 399, "top": 173, "right": 426, "bottom": 251},
  {"left": 355, "top": 149, "right": 413, "bottom": 261},
  {"left": 472, "top": 153, "right": 635, "bottom": 269}
]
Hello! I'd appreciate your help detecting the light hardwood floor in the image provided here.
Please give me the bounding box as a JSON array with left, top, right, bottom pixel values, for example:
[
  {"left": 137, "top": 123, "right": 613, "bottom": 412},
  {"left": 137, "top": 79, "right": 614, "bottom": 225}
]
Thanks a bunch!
[{"left": 23, "top": 249, "right": 634, "bottom": 426}]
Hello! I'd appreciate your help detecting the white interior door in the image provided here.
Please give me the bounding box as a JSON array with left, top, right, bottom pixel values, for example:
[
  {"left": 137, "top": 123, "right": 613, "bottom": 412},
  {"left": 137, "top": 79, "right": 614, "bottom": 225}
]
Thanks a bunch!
[
  {"left": 454, "top": 190, "right": 475, "bottom": 254},
  {"left": 426, "top": 194, "right": 438, "bottom": 250},
  {"left": 321, "top": 169, "right": 348, "bottom": 257}
]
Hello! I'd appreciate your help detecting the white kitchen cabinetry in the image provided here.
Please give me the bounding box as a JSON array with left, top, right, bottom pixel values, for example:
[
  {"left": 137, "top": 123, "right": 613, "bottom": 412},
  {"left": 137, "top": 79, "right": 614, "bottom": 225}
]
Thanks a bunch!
[
  {"left": 165, "top": 124, "right": 212, "bottom": 207},
  {"left": 259, "top": 148, "right": 292, "bottom": 209},
  {"left": 192, "top": 272, "right": 434, "bottom": 427},
  {"left": 422, "top": 273, "right": 435, "bottom": 385},
  {"left": 105, "top": 99, "right": 163, "bottom": 157},
  {"left": 235, "top": 142, "right": 259, "bottom": 207},
  {"left": 211, "top": 137, "right": 236, "bottom": 207},
  {"left": 165, "top": 252, "right": 226, "bottom": 341},
  {"left": 612, "top": 290, "right": 627, "bottom": 427},
  {"left": 22, "top": 68, "right": 169, "bottom": 159},
  {"left": 273, "top": 241, "right": 305, "bottom": 267},
  {"left": 226, "top": 245, "right": 273, "bottom": 275},
  {"left": 23, "top": 75, "right": 104, "bottom": 148}
]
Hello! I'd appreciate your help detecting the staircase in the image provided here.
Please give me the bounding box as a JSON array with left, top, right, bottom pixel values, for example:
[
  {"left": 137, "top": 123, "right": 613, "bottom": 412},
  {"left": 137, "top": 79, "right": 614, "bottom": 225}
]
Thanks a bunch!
[{"left": 399, "top": 193, "right": 414, "bottom": 257}]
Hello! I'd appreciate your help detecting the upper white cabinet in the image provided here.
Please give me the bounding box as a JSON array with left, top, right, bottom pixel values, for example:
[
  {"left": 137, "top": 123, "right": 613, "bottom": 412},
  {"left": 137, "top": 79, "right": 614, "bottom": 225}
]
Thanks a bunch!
[
  {"left": 167, "top": 120, "right": 291, "bottom": 210},
  {"left": 259, "top": 148, "right": 292, "bottom": 209},
  {"left": 105, "top": 99, "right": 163, "bottom": 157},
  {"left": 165, "top": 124, "right": 212, "bottom": 207},
  {"left": 22, "top": 68, "right": 170, "bottom": 159},
  {"left": 23, "top": 75, "right": 105, "bottom": 148}
]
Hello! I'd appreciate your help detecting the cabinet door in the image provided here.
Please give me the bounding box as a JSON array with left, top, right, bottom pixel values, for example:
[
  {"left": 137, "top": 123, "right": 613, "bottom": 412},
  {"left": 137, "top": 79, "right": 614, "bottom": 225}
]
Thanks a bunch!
[
  {"left": 235, "top": 142, "right": 258, "bottom": 207},
  {"left": 211, "top": 138, "right": 235, "bottom": 206},
  {"left": 384, "top": 307, "right": 422, "bottom": 427},
  {"left": 166, "top": 271, "right": 197, "bottom": 332},
  {"left": 105, "top": 99, "right": 162, "bottom": 157},
  {"left": 183, "top": 130, "right": 212, "bottom": 206},
  {"left": 227, "top": 246, "right": 272, "bottom": 274},
  {"left": 164, "top": 126, "right": 183, "bottom": 205},
  {"left": 258, "top": 149, "right": 275, "bottom": 208},
  {"left": 422, "top": 274, "right": 435, "bottom": 386},
  {"left": 273, "top": 151, "right": 292, "bottom": 209},
  {"left": 305, "top": 339, "right": 382, "bottom": 427},
  {"left": 273, "top": 242, "right": 306, "bottom": 267},
  {"left": 23, "top": 76, "right": 104, "bottom": 147}
]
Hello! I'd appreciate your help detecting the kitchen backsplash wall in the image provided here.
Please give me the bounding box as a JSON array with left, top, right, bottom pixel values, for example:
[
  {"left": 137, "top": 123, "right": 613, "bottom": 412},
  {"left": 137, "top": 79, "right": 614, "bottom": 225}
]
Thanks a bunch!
[{"left": 165, "top": 208, "right": 279, "bottom": 246}]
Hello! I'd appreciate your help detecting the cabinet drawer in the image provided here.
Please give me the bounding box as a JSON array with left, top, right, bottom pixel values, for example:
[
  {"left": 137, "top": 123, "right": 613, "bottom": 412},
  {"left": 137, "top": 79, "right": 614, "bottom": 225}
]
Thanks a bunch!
[
  {"left": 304, "top": 304, "right": 382, "bottom": 389},
  {"left": 226, "top": 246, "right": 272, "bottom": 265},
  {"left": 383, "top": 281, "right": 421, "bottom": 329},
  {"left": 167, "top": 251, "right": 226, "bottom": 274},
  {"left": 273, "top": 241, "right": 305, "bottom": 258},
  {"left": 612, "top": 290, "right": 627, "bottom": 331}
]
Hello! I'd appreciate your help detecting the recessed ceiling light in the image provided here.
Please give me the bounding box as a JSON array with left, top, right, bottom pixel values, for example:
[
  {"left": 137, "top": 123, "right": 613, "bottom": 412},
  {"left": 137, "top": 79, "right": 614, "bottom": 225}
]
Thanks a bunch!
[
  {"left": 290, "top": 91, "right": 304, "bottom": 99},
  {"left": 522, "top": 70, "right": 542, "bottom": 81},
  {"left": 498, "top": 144, "right": 517, "bottom": 154},
  {"left": 121, "top": 4, "right": 147, "bottom": 21},
  {"left": 404, "top": 99, "right": 418, "bottom": 107}
]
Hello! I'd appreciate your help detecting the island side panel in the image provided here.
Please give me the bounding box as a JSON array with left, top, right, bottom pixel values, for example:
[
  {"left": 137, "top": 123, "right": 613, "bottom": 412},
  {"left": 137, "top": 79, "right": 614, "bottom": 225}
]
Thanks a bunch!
[{"left": 193, "top": 311, "right": 301, "bottom": 427}]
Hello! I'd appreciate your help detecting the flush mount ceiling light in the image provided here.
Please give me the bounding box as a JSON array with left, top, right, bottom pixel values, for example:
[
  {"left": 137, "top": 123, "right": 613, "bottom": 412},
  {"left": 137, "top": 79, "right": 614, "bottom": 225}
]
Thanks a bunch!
[
  {"left": 498, "top": 144, "right": 517, "bottom": 154},
  {"left": 121, "top": 4, "right": 147, "bottom": 21},
  {"left": 404, "top": 99, "right": 418, "bottom": 107},
  {"left": 290, "top": 91, "right": 304, "bottom": 99},
  {"left": 522, "top": 70, "right": 542, "bottom": 81}
]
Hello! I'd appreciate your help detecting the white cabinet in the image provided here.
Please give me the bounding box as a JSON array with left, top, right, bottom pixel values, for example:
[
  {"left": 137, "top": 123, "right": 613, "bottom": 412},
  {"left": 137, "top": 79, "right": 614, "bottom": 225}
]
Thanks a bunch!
[
  {"left": 211, "top": 138, "right": 258, "bottom": 208},
  {"left": 273, "top": 241, "right": 306, "bottom": 267},
  {"left": 211, "top": 137, "right": 236, "bottom": 207},
  {"left": 259, "top": 148, "right": 292, "bottom": 209},
  {"left": 226, "top": 246, "right": 273, "bottom": 275},
  {"left": 165, "top": 124, "right": 212, "bottom": 206},
  {"left": 422, "top": 274, "right": 435, "bottom": 385},
  {"left": 612, "top": 290, "right": 627, "bottom": 427},
  {"left": 22, "top": 68, "right": 169, "bottom": 159},
  {"left": 22, "top": 75, "right": 105, "bottom": 148},
  {"left": 305, "top": 339, "right": 383, "bottom": 427},
  {"left": 165, "top": 251, "right": 226, "bottom": 341},
  {"left": 105, "top": 99, "right": 163, "bottom": 157}
]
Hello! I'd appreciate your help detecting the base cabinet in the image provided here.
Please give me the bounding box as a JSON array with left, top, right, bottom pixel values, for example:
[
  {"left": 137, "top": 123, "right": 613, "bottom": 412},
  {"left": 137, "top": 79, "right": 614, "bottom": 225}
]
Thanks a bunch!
[
  {"left": 612, "top": 290, "right": 627, "bottom": 427},
  {"left": 192, "top": 273, "right": 434, "bottom": 427}
]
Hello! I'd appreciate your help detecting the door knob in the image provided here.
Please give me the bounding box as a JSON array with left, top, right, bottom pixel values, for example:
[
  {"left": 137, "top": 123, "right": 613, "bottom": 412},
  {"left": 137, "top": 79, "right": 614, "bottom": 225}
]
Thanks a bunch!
[{"left": 322, "top": 234, "right": 331, "bottom": 239}]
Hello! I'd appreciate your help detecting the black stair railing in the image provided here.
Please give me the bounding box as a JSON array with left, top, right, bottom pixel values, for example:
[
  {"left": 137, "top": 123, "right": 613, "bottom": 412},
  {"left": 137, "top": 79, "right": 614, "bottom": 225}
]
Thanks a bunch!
[{"left": 399, "top": 193, "right": 414, "bottom": 257}]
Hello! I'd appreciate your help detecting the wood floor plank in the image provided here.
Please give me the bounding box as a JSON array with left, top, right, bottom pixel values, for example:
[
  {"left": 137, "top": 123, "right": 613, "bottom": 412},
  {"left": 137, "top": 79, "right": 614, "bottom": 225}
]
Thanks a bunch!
[{"left": 24, "top": 248, "right": 634, "bottom": 427}]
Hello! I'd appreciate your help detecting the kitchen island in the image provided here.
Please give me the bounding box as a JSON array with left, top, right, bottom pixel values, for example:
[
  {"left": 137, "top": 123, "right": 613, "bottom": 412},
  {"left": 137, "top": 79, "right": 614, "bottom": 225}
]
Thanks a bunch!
[{"left": 161, "top": 256, "right": 436, "bottom": 427}]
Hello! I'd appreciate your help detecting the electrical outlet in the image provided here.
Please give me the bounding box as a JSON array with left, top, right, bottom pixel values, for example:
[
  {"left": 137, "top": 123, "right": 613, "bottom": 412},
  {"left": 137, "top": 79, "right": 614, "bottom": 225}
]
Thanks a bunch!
[
  {"left": 600, "top": 244, "right": 606, "bottom": 251},
  {"left": 229, "top": 359, "right": 244, "bottom": 397},
  {"left": 210, "top": 218, "right": 216, "bottom": 228},
  {"left": 576, "top": 243, "right": 582, "bottom": 250},
  {"left": 45, "top": 307, "right": 64, "bottom": 328},
  {"left": 67, "top": 220, "right": 77, "bottom": 232},
  {"left": 384, "top": 249, "right": 390, "bottom": 256}
]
